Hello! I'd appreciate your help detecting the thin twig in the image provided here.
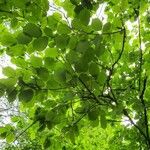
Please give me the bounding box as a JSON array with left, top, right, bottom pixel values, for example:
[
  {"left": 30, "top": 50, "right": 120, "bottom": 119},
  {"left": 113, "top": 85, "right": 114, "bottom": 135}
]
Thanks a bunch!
[
  {"left": 105, "top": 26, "right": 126, "bottom": 104},
  {"left": 78, "top": 29, "right": 124, "bottom": 36},
  {"left": 14, "top": 120, "right": 37, "bottom": 142},
  {"left": 78, "top": 77, "right": 102, "bottom": 105}
]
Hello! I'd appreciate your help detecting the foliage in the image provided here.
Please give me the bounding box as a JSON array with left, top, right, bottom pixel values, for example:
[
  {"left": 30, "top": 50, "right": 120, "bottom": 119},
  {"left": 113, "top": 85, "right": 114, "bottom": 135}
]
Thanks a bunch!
[{"left": 0, "top": 0, "right": 150, "bottom": 149}]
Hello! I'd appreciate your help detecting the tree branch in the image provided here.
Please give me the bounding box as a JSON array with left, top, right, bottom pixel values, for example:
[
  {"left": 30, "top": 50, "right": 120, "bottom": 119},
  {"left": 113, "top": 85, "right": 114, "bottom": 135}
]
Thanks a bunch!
[
  {"left": 78, "top": 77, "right": 102, "bottom": 105},
  {"left": 123, "top": 109, "right": 149, "bottom": 146},
  {"left": 140, "top": 76, "right": 150, "bottom": 143},
  {"left": 78, "top": 29, "right": 124, "bottom": 36},
  {"left": 105, "top": 26, "right": 126, "bottom": 105},
  {"left": 112, "top": 26, "right": 126, "bottom": 68},
  {"left": 14, "top": 120, "right": 37, "bottom": 142},
  {"left": 0, "top": 9, "right": 13, "bottom": 14}
]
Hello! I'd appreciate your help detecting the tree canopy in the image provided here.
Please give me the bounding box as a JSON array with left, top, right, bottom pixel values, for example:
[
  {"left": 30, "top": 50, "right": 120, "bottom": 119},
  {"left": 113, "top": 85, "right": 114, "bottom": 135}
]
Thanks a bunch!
[{"left": 0, "top": 0, "right": 150, "bottom": 149}]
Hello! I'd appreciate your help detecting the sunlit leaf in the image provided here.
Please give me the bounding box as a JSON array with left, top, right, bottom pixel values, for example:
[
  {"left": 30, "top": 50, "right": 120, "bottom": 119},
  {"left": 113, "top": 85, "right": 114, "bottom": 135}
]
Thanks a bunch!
[
  {"left": 2, "top": 67, "right": 16, "bottom": 77},
  {"left": 45, "top": 47, "right": 58, "bottom": 58},
  {"left": 6, "top": 132, "right": 15, "bottom": 143}
]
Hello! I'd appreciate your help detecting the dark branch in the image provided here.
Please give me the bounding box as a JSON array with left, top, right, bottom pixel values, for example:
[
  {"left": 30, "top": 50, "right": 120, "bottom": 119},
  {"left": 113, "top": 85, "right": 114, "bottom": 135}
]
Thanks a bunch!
[
  {"left": 112, "top": 27, "right": 126, "bottom": 68},
  {"left": 123, "top": 109, "right": 148, "bottom": 145},
  {"left": 71, "top": 105, "right": 96, "bottom": 126},
  {"left": 102, "top": 29, "right": 124, "bottom": 35},
  {"left": 14, "top": 120, "right": 37, "bottom": 142},
  {"left": 0, "top": 9, "right": 13, "bottom": 14},
  {"left": 140, "top": 76, "right": 150, "bottom": 142},
  {"left": 77, "top": 29, "right": 124, "bottom": 36},
  {"left": 105, "top": 26, "right": 126, "bottom": 105},
  {"left": 78, "top": 77, "right": 102, "bottom": 105}
]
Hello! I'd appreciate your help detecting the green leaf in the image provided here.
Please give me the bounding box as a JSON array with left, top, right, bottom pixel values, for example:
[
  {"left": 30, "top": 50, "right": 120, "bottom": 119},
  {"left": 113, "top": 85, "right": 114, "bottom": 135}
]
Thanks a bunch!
[
  {"left": 0, "top": 32, "right": 16, "bottom": 46},
  {"left": 6, "top": 132, "right": 15, "bottom": 143},
  {"left": 46, "top": 121, "right": 53, "bottom": 130},
  {"left": 0, "top": 78, "right": 17, "bottom": 90},
  {"left": 17, "top": 32, "right": 32, "bottom": 44},
  {"left": 76, "top": 41, "right": 89, "bottom": 53},
  {"left": 78, "top": 8, "right": 90, "bottom": 25},
  {"left": 45, "top": 47, "right": 58, "bottom": 58},
  {"left": 74, "top": 58, "right": 89, "bottom": 73},
  {"left": 100, "top": 110, "right": 107, "bottom": 129},
  {"left": 10, "top": 18, "right": 18, "bottom": 29},
  {"left": 0, "top": 127, "right": 7, "bottom": 134},
  {"left": 47, "top": 15, "right": 58, "bottom": 30},
  {"left": 23, "top": 23, "right": 42, "bottom": 38},
  {"left": 18, "top": 88, "right": 34, "bottom": 102},
  {"left": 36, "top": 78, "right": 45, "bottom": 88},
  {"left": 88, "top": 109, "right": 99, "bottom": 121},
  {"left": 54, "top": 68, "right": 66, "bottom": 83},
  {"left": 103, "top": 22, "right": 111, "bottom": 32},
  {"left": 68, "top": 36, "right": 78, "bottom": 49},
  {"left": 22, "top": 69, "right": 33, "bottom": 83},
  {"left": 55, "top": 35, "right": 69, "bottom": 49},
  {"left": 79, "top": 73, "right": 90, "bottom": 83},
  {"left": 144, "top": 87, "right": 150, "bottom": 100},
  {"left": 33, "top": 36, "right": 48, "bottom": 51},
  {"left": 30, "top": 56, "right": 43, "bottom": 68},
  {"left": 12, "top": 0, "right": 26, "bottom": 9},
  {"left": 0, "top": 0, "right": 5, "bottom": 4},
  {"left": 62, "top": 0, "right": 75, "bottom": 17},
  {"left": 43, "top": 27, "right": 53, "bottom": 37},
  {"left": 44, "top": 137, "right": 51, "bottom": 149},
  {"left": 66, "top": 50, "right": 79, "bottom": 64},
  {"left": 44, "top": 57, "right": 55, "bottom": 69},
  {"left": 89, "top": 62, "right": 99, "bottom": 77},
  {"left": 91, "top": 18, "right": 102, "bottom": 31},
  {"left": 7, "top": 89, "right": 18, "bottom": 102},
  {"left": 36, "top": 67, "right": 49, "bottom": 81},
  {"left": 45, "top": 111, "right": 55, "bottom": 122},
  {"left": 75, "top": 107, "right": 86, "bottom": 114},
  {"left": 95, "top": 43, "right": 105, "bottom": 56},
  {"left": 46, "top": 78, "right": 60, "bottom": 89},
  {"left": 57, "top": 23, "right": 71, "bottom": 34},
  {"left": 11, "top": 57, "right": 28, "bottom": 68},
  {"left": 2, "top": 67, "right": 16, "bottom": 77},
  {"left": 97, "top": 70, "right": 106, "bottom": 85},
  {"left": 71, "top": 18, "right": 82, "bottom": 30},
  {"left": 7, "top": 44, "right": 25, "bottom": 56}
]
